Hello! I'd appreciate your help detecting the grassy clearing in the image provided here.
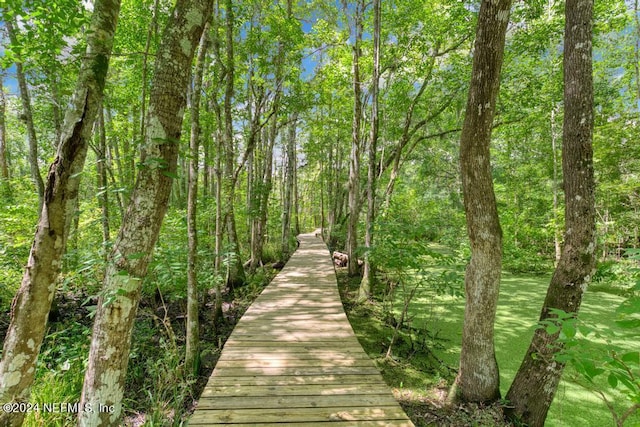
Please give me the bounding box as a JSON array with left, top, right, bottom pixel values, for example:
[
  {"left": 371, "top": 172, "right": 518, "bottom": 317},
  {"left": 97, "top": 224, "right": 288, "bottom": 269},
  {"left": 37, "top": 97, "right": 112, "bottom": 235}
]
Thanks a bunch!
[{"left": 338, "top": 268, "right": 640, "bottom": 427}]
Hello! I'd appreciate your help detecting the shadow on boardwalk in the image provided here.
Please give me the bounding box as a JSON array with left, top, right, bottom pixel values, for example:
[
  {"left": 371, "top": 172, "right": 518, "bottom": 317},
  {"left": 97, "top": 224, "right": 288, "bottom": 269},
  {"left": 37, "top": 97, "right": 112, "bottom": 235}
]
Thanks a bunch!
[{"left": 188, "top": 232, "right": 414, "bottom": 426}]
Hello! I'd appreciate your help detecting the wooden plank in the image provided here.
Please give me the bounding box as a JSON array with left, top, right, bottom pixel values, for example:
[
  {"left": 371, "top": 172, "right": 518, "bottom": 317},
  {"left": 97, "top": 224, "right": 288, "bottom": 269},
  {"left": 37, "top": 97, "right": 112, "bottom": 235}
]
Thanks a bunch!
[
  {"left": 218, "top": 350, "right": 373, "bottom": 361},
  {"left": 188, "top": 406, "right": 411, "bottom": 424},
  {"left": 213, "top": 358, "right": 375, "bottom": 369},
  {"left": 193, "top": 422, "right": 412, "bottom": 427},
  {"left": 190, "top": 422, "right": 413, "bottom": 427},
  {"left": 203, "top": 374, "right": 387, "bottom": 387},
  {"left": 223, "top": 338, "right": 362, "bottom": 352},
  {"left": 200, "top": 383, "right": 393, "bottom": 398},
  {"left": 210, "top": 365, "right": 382, "bottom": 377},
  {"left": 196, "top": 394, "right": 402, "bottom": 410}
]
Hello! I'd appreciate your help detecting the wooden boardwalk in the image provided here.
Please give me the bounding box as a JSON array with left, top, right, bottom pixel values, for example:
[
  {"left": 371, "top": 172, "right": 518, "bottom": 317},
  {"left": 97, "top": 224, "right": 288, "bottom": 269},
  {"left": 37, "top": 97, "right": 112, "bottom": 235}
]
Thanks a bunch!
[{"left": 189, "top": 232, "right": 414, "bottom": 426}]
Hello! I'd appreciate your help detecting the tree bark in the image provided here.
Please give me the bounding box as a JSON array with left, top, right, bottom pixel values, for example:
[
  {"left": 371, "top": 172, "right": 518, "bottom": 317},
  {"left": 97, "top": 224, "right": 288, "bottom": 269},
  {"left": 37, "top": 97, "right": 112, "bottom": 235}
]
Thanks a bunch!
[
  {"left": 358, "top": 0, "right": 381, "bottom": 302},
  {"left": 505, "top": 2, "right": 595, "bottom": 425},
  {"left": 0, "top": 71, "right": 9, "bottom": 190},
  {"left": 450, "top": 0, "right": 511, "bottom": 404},
  {"left": 222, "top": 0, "right": 246, "bottom": 289},
  {"left": 185, "top": 21, "right": 210, "bottom": 378},
  {"left": 0, "top": 1, "right": 121, "bottom": 425},
  {"left": 78, "top": 1, "right": 211, "bottom": 424},
  {"left": 5, "top": 19, "right": 45, "bottom": 212},
  {"left": 344, "top": 0, "right": 364, "bottom": 277},
  {"left": 281, "top": 114, "right": 297, "bottom": 259},
  {"left": 139, "top": 0, "right": 161, "bottom": 144},
  {"left": 96, "top": 104, "right": 111, "bottom": 258}
]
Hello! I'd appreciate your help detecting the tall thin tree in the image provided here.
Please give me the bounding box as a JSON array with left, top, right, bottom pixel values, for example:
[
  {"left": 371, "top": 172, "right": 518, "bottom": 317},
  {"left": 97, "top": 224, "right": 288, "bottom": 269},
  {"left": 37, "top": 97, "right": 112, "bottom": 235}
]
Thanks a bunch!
[
  {"left": 5, "top": 18, "right": 45, "bottom": 211},
  {"left": 506, "top": 2, "right": 596, "bottom": 425},
  {"left": 0, "top": 71, "right": 9, "bottom": 189},
  {"left": 186, "top": 21, "right": 211, "bottom": 377},
  {"left": 358, "top": 0, "right": 381, "bottom": 302},
  {"left": 342, "top": 0, "right": 364, "bottom": 277},
  {"left": 221, "top": 0, "right": 246, "bottom": 288}
]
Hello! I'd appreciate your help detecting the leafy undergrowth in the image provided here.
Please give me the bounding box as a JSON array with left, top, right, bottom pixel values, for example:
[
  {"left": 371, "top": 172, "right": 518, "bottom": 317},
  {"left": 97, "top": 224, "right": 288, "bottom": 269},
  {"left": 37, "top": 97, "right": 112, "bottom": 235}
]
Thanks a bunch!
[
  {"left": 0, "top": 267, "right": 275, "bottom": 427},
  {"left": 336, "top": 269, "right": 515, "bottom": 427}
]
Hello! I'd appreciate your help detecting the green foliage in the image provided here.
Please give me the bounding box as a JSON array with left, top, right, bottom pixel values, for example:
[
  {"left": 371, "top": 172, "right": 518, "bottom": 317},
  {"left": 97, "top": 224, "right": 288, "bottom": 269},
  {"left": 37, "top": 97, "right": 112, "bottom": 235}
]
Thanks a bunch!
[
  {"left": 22, "top": 322, "right": 90, "bottom": 427},
  {"left": 0, "top": 181, "right": 40, "bottom": 310},
  {"left": 125, "top": 311, "right": 193, "bottom": 426}
]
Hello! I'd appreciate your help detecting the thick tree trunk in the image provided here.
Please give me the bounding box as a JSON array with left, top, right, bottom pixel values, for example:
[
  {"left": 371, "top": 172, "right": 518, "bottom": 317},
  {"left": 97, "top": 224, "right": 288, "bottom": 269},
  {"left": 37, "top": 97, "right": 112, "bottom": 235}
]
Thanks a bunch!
[
  {"left": 186, "top": 22, "right": 210, "bottom": 377},
  {"left": 505, "top": 2, "right": 595, "bottom": 426},
  {"left": 358, "top": 0, "right": 381, "bottom": 303},
  {"left": 0, "top": 1, "right": 121, "bottom": 426},
  {"left": 5, "top": 19, "right": 45, "bottom": 212},
  {"left": 450, "top": 0, "right": 511, "bottom": 404},
  {"left": 78, "top": 1, "right": 211, "bottom": 424}
]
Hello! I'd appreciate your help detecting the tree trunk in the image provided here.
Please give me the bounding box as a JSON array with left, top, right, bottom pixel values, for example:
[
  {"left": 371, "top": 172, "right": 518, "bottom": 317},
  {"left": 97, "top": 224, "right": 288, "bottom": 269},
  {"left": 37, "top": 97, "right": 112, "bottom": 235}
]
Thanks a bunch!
[
  {"left": 450, "top": 0, "right": 511, "bottom": 404},
  {"left": 185, "top": 22, "right": 210, "bottom": 378},
  {"left": 281, "top": 114, "right": 297, "bottom": 259},
  {"left": 5, "top": 19, "right": 45, "bottom": 212},
  {"left": 49, "top": 73, "right": 63, "bottom": 144},
  {"left": 139, "top": 0, "right": 160, "bottom": 144},
  {"left": 505, "top": 2, "right": 595, "bottom": 425},
  {"left": 78, "top": 1, "right": 211, "bottom": 424},
  {"left": 221, "top": 0, "right": 246, "bottom": 289},
  {"left": 345, "top": 0, "right": 364, "bottom": 277},
  {"left": 0, "top": 1, "right": 121, "bottom": 425},
  {"left": 97, "top": 104, "right": 111, "bottom": 258},
  {"left": 0, "top": 71, "right": 9, "bottom": 192},
  {"left": 551, "top": 106, "right": 562, "bottom": 265},
  {"left": 358, "top": 0, "right": 381, "bottom": 302}
]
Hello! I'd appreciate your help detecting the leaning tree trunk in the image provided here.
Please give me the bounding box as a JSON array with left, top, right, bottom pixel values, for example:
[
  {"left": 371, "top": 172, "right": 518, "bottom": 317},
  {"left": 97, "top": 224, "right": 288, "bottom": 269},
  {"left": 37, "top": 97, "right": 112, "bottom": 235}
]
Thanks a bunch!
[
  {"left": 78, "top": 1, "right": 211, "bottom": 425},
  {"left": 450, "top": 0, "right": 512, "bottom": 404},
  {"left": 505, "top": 2, "right": 595, "bottom": 426},
  {"left": 0, "top": 1, "right": 121, "bottom": 426}
]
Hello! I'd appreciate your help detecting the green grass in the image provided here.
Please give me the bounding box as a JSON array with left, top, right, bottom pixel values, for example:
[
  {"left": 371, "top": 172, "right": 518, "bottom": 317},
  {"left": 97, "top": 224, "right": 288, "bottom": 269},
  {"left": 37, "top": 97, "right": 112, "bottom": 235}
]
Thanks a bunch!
[{"left": 397, "top": 270, "right": 639, "bottom": 427}]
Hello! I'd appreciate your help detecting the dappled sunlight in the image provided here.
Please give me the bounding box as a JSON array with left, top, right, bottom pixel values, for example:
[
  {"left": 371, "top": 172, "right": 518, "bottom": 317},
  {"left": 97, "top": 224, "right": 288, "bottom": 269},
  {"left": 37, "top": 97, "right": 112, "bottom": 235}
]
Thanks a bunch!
[{"left": 190, "top": 235, "right": 413, "bottom": 426}]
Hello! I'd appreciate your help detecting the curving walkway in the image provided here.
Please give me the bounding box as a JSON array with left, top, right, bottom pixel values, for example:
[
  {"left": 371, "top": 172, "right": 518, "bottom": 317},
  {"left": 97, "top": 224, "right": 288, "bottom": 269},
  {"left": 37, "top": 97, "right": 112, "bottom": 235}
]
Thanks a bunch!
[{"left": 188, "top": 232, "right": 414, "bottom": 426}]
